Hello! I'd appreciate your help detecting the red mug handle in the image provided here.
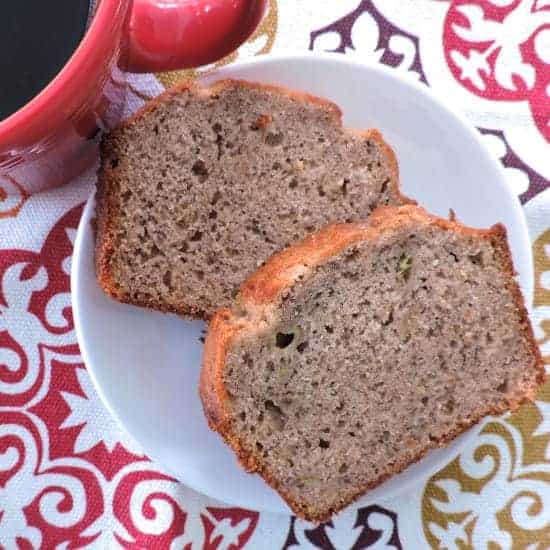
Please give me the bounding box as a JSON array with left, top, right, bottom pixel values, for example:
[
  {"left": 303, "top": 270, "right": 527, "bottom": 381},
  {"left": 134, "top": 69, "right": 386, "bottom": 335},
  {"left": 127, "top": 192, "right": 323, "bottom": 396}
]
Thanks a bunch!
[{"left": 125, "top": 0, "right": 267, "bottom": 72}]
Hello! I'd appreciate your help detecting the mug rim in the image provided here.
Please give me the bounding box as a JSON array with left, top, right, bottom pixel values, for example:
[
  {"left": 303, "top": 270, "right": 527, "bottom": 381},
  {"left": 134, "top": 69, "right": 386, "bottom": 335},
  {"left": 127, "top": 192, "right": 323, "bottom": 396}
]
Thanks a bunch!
[{"left": 0, "top": 0, "right": 122, "bottom": 136}]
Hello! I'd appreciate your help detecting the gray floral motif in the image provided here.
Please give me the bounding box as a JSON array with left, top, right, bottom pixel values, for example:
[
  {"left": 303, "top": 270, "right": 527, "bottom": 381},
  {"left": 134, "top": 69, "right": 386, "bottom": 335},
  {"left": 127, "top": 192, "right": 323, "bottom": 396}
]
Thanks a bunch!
[
  {"left": 310, "top": 0, "right": 427, "bottom": 82},
  {"left": 282, "top": 505, "right": 402, "bottom": 549},
  {"left": 479, "top": 128, "right": 550, "bottom": 203}
]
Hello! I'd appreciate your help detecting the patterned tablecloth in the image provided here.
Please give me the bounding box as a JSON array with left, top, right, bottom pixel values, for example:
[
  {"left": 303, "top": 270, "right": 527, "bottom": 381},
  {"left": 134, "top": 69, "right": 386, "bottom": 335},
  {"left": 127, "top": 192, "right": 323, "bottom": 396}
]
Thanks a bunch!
[{"left": 1, "top": 1, "right": 549, "bottom": 548}]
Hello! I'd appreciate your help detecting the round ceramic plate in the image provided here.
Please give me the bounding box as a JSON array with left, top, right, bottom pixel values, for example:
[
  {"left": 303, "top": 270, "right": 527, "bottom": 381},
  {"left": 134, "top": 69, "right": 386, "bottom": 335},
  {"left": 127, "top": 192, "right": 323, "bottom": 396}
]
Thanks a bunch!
[{"left": 73, "top": 53, "right": 533, "bottom": 515}]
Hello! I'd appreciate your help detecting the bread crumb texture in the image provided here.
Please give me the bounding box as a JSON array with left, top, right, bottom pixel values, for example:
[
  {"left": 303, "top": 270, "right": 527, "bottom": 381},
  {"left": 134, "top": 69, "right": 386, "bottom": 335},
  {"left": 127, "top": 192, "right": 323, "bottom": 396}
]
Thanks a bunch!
[
  {"left": 211, "top": 207, "right": 543, "bottom": 521},
  {"left": 96, "top": 81, "right": 404, "bottom": 318}
]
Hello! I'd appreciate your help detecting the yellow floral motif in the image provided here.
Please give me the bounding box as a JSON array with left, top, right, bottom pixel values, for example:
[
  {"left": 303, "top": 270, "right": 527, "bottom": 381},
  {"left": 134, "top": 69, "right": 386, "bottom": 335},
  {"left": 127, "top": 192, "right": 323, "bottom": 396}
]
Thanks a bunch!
[
  {"left": 422, "top": 234, "right": 550, "bottom": 549},
  {"left": 0, "top": 176, "right": 29, "bottom": 219},
  {"left": 156, "top": 0, "right": 278, "bottom": 88},
  {"left": 422, "top": 408, "right": 550, "bottom": 549},
  {"left": 534, "top": 228, "right": 550, "bottom": 366}
]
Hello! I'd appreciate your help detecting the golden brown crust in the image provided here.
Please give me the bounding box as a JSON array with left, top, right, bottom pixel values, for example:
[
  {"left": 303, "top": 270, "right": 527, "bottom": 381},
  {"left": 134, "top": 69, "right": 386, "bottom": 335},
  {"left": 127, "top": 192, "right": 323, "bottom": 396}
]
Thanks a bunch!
[
  {"left": 200, "top": 309, "right": 242, "bottom": 431},
  {"left": 94, "top": 78, "right": 409, "bottom": 319},
  {"left": 349, "top": 127, "right": 412, "bottom": 209},
  {"left": 199, "top": 204, "right": 545, "bottom": 522},
  {"left": 489, "top": 224, "right": 546, "bottom": 392},
  {"left": 239, "top": 204, "right": 504, "bottom": 307},
  {"left": 240, "top": 222, "right": 369, "bottom": 307}
]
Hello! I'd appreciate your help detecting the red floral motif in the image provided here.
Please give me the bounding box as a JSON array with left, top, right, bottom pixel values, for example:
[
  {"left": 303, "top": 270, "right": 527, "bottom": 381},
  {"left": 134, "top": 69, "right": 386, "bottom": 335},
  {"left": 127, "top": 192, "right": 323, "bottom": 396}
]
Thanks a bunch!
[
  {"left": 202, "top": 507, "right": 259, "bottom": 550},
  {"left": 0, "top": 206, "right": 79, "bottom": 409},
  {"left": 0, "top": 411, "right": 104, "bottom": 549},
  {"left": 112, "top": 471, "right": 187, "bottom": 548},
  {"left": 444, "top": 0, "right": 550, "bottom": 141},
  {"left": 0, "top": 204, "right": 259, "bottom": 548}
]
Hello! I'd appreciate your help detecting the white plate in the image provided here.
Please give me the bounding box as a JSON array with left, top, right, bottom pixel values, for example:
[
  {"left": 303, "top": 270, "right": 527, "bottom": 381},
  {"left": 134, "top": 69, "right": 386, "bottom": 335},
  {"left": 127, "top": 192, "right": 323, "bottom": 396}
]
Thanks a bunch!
[{"left": 73, "top": 52, "right": 533, "bottom": 515}]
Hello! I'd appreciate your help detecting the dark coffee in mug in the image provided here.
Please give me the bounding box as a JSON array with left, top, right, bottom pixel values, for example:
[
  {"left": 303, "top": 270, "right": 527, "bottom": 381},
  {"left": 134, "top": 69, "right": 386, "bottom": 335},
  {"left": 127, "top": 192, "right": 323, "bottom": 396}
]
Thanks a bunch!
[{"left": 0, "top": 1, "right": 95, "bottom": 121}]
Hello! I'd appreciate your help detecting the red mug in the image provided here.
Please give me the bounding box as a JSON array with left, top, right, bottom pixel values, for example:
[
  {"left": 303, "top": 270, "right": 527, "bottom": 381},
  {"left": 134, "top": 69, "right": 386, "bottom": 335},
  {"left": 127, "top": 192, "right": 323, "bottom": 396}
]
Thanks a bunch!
[{"left": 0, "top": 0, "right": 266, "bottom": 196}]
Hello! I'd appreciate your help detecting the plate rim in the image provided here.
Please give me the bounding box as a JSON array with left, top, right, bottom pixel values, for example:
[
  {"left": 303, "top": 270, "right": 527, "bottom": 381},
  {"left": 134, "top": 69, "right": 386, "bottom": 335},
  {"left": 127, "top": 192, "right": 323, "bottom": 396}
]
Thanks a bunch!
[{"left": 72, "top": 51, "right": 533, "bottom": 514}]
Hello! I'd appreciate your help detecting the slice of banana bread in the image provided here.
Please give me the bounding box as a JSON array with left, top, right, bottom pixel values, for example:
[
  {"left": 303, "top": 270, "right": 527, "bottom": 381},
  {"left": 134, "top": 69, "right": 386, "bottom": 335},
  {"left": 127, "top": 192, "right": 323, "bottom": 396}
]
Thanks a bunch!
[
  {"left": 96, "top": 79, "right": 409, "bottom": 319},
  {"left": 200, "top": 205, "right": 544, "bottom": 522}
]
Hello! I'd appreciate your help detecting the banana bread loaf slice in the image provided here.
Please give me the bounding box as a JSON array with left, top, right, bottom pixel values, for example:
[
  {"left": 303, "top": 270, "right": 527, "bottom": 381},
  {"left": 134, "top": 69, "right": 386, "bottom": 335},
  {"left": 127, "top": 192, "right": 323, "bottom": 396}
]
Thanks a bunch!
[
  {"left": 96, "top": 79, "right": 409, "bottom": 319},
  {"left": 200, "top": 205, "right": 544, "bottom": 522}
]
